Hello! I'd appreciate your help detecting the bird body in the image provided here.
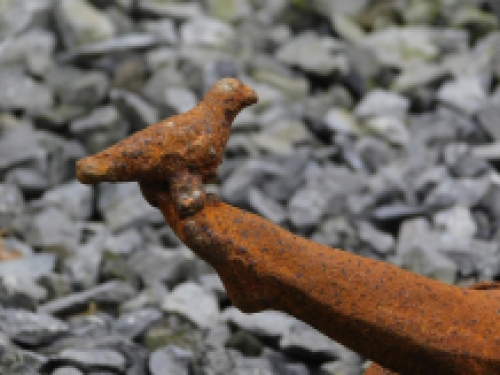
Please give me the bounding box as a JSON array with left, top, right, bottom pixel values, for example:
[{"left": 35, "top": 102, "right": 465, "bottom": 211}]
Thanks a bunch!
[
  {"left": 77, "top": 78, "right": 258, "bottom": 185},
  {"left": 77, "top": 77, "right": 258, "bottom": 216}
]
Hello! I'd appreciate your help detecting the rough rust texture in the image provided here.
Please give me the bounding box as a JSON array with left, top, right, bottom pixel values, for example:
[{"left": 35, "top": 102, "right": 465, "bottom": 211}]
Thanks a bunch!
[
  {"left": 77, "top": 77, "right": 257, "bottom": 215},
  {"left": 140, "top": 187, "right": 500, "bottom": 375},
  {"left": 77, "top": 78, "right": 500, "bottom": 375}
]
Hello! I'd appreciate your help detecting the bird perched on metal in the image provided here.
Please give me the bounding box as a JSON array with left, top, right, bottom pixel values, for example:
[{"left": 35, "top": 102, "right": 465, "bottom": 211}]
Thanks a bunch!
[{"left": 76, "top": 77, "right": 258, "bottom": 217}]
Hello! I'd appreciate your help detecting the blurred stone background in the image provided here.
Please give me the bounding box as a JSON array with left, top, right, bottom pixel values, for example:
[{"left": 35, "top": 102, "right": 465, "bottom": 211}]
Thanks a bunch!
[{"left": 1, "top": 0, "right": 500, "bottom": 374}]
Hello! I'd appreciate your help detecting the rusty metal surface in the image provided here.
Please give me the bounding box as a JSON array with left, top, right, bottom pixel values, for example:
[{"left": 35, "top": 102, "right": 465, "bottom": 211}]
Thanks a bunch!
[
  {"left": 77, "top": 78, "right": 500, "bottom": 375},
  {"left": 77, "top": 77, "right": 257, "bottom": 188}
]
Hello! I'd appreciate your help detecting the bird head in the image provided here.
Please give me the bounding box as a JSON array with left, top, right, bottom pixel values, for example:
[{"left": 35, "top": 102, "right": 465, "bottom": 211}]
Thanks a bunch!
[{"left": 204, "top": 78, "right": 258, "bottom": 122}]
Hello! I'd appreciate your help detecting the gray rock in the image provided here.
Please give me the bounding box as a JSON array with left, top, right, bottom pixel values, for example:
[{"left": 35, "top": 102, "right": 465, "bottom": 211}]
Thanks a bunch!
[
  {"left": 0, "top": 69, "right": 53, "bottom": 114},
  {"left": 311, "top": 0, "right": 369, "bottom": 16},
  {"left": 0, "top": 308, "right": 68, "bottom": 345},
  {"left": 137, "top": 0, "right": 203, "bottom": 19},
  {"left": 180, "top": 17, "right": 236, "bottom": 51},
  {"left": 196, "top": 348, "right": 238, "bottom": 374},
  {"left": 110, "top": 89, "right": 159, "bottom": 131},
  {"left": 56, "top": 0, "right": 116, "bottom": 48},
  {"left": 98, "top": 182, "right": 163, "bottom": 231},
  {"left": 206, "top": 0, "right": 252, "bottom": 22},
  {"left": 290, "top": 166, "right": 365, "bottom": 228},
  {"left": 392, "top": 63, "right": 448, "bottom": 92},
  {"left": 71, "top": 105, "right": 129, "bottom": 154},
  {"left": 202, "top": 59, "right": 239, "bottom": 93},
  {"left": 140, "top": 19, "right": 178, "bottom": 45},
  {"left": 395, "top": 245, "right": 458, "bottom": 285},
  {"left": 67, "top": 314, "right": 113, "bottom": 338},
  {"left": 0, "top": 0, "right": 53, "bottom": 40},
  {"left": 142, "top": 66, "right": 186, "bottom": 106},
  {"left": 149, "top": 345, "right": 193, "bottom": 375},
  {"left": 248, "top": 187, "right": 287, "bottom": 224},
  {"left": 145, "top": 47, "right": 179, "bottom": 71},
  {"left": 144, "top": 315, "right": 202, "bottom": 352},
  {"left": 34, "top": 180, "right": 93, "bottom": 221},
  {"left": 251, "top": 68, "right": 310, "bottom": 99},
  {"left": 433, "top": 205, "right": 477, "bottom": 241},
  {"left": 222, "top": 307, "right": 295, "bottom": 339},
  {"left": 38, "top": 273, "right": 72, "bottom": 301},
  {"left": 0, "top": 345, "right": 47, "bottom": 375},
  {"left": 280, "top": 320, "right": 362, "bottom": 362},
  {"left": 0, "top": 275, "right": 47, "bottom": 310},
  {"left": 288, "top": 186, "right": 330, "bottom": 228},
  {"left": 355, "top": 89, "right": 409, "bottom": 119},
  {"left": 364, "top": 116, "right": 409, "bottom": 146},
  {"left": 0, "top": 28, "right": 55, "bottom": 66},
  {"left": 361, "top": 27, "right": 442, "bottom": 68},
  {"left": 128, "top": 245, "right": 194, "bottom": 287},
  {"left": 37, "top": 104, "right": 88, "bottom": 128},
  {"left": 48, "top": 348, "right": 126, "bottom": 373},
  {"left": 39, "top": 280, "right": 136, "bottom": 315},
  {"left": 37, "top": 132, "right": 86, "bottom": 187},
  {"left": 0, "top": 184, "right": 25, "bottom": 231},
  {"left": 204, "top": 322, "right": 231, "bottom": 350},
  {"left": 260, "top": 150, "right": 309, "bottom": 203},
  {"left": 232, "top": 355, "right": 275, "bottom": 375},
  {"left": 163, "top": 282, "right": 219, "bottom": 329},
  {"left": 477, "top": 101, "right": 500, "bottom": 141},
  {"left": 52, "top": 367, "right": 84, "bottom": 375},
  {"left": 437, "top": 76, "right": 487, "bottom": 115},
  {"left": 395, "top": 217, "right": 459, "bottom": 283},
  {"left": 424, "top": 176, "right": 491, "bottom": 207},
  {"left": 262, "top": 348, "right": 311, "bottom": 375},
  {"left": 120, "top": 283, "right": 167, "bottom": 313},
  {"left": 304, "top": 86, "right": 354, "bottom": 123},
  {"left": 356, "top": 137, "right": 398, "bottom": 172},
  {"left": 0, "top": 253, "right": 56, "bottom": 280},
  {"left": 372, "top": 203, "right": 429, "bottom": 220},
  {"left": 443, "top": 142, "right": 469, "bottom": 166},
  {"left": 440, "top": 239, "right": 499, "bottom": 278},
  {"left": 164, "top": 87, "right": 197, "bottom": 115},
  {"left": 323, "top": 108, "right": 361, "bottom": 135},
  {"left": 199, "top": 347, "right": 275, "bottom": 375},
  {"left": 396, "top": 217, "right": 432, "bottom": 256},
  {"left": 261, "top": 118, "right": 315, "bottom": 146},
  {"left": 471, "top": 142, "right": 500, "bottom": 160},
  {"left": 277, "top": 32, "right": 347, "bottom": 75},
  {"left": 221, "top": 159, "right": 285, "bottom": 204},
  {"left": 225, "top": 330, "right": 263, "bottom": 357},
  {"left": 24, "top": 207, "right": 80, "bottom": 255},
  {"left": 199, "top": 273, "right": 227, "bottom": 302},
  {"left": 357, "top": 221, "right": 395, "bottom": 254},
  {"left": 48, "top": 68, "right": 109, "bottom": 109},
  {"left": 0, "top": 237, "right": 33, "bottom": 257},
  {"left": 113, "top": 308, "right": 162, "bottom": 339},
  {"left": 63, "top": 223, "right": 109, "bottom": 289},
  {"left": 103, "top": 228, "right": 142, "bottom": 256},
  {"left": 4, "top": 168, "right": 48, "bottom": 195},
  {"left": 321, "top": 360, "right": 363, "bottom": 375},
  {"left": 59, "top": 34, "right": 159, "bottom": 61}
]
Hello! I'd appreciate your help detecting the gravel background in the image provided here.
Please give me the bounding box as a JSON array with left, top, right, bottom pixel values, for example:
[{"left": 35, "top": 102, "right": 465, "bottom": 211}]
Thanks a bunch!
[{"left": 1, "top": 0, "right": 500, "bottom": 374}]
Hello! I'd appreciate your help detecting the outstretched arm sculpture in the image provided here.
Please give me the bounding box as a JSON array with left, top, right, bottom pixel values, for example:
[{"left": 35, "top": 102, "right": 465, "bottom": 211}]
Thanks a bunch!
[{"left": 77, "top": 78, "right": 500, "bottom": 375}]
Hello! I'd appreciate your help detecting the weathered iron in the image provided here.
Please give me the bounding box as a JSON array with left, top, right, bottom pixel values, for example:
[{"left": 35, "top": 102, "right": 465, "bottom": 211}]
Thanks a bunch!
[
  {"left": 77, "top": 78, "right": 500, "bottom": 375},
  {"left": 77, "top": 77, "right": 257, "bottom": 217}
]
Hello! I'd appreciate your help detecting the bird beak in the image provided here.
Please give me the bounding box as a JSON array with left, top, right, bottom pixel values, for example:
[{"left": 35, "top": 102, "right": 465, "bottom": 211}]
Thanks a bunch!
[{"left": 243, "top": 87, "right": 259, "bottom": 106}]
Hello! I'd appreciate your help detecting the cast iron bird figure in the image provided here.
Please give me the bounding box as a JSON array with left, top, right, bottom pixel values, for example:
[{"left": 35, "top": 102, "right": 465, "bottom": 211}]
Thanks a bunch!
[{"left": 77, "top": 77, "right": 258, "bottom": 217}]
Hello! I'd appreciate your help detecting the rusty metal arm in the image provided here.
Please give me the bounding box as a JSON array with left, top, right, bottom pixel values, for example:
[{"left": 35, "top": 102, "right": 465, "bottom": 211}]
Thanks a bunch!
[
  {"left": 76, "top": 78, "right": 500, "bottom": 375},
  {"left": 140, "top": 183, "right": 500, "bottom": 375}
]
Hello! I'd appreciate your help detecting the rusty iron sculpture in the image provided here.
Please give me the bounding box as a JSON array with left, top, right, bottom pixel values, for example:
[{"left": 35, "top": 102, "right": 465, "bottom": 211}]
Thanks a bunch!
[{"left": 77, "top": 78, "right": 500, "bottom": 375}]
